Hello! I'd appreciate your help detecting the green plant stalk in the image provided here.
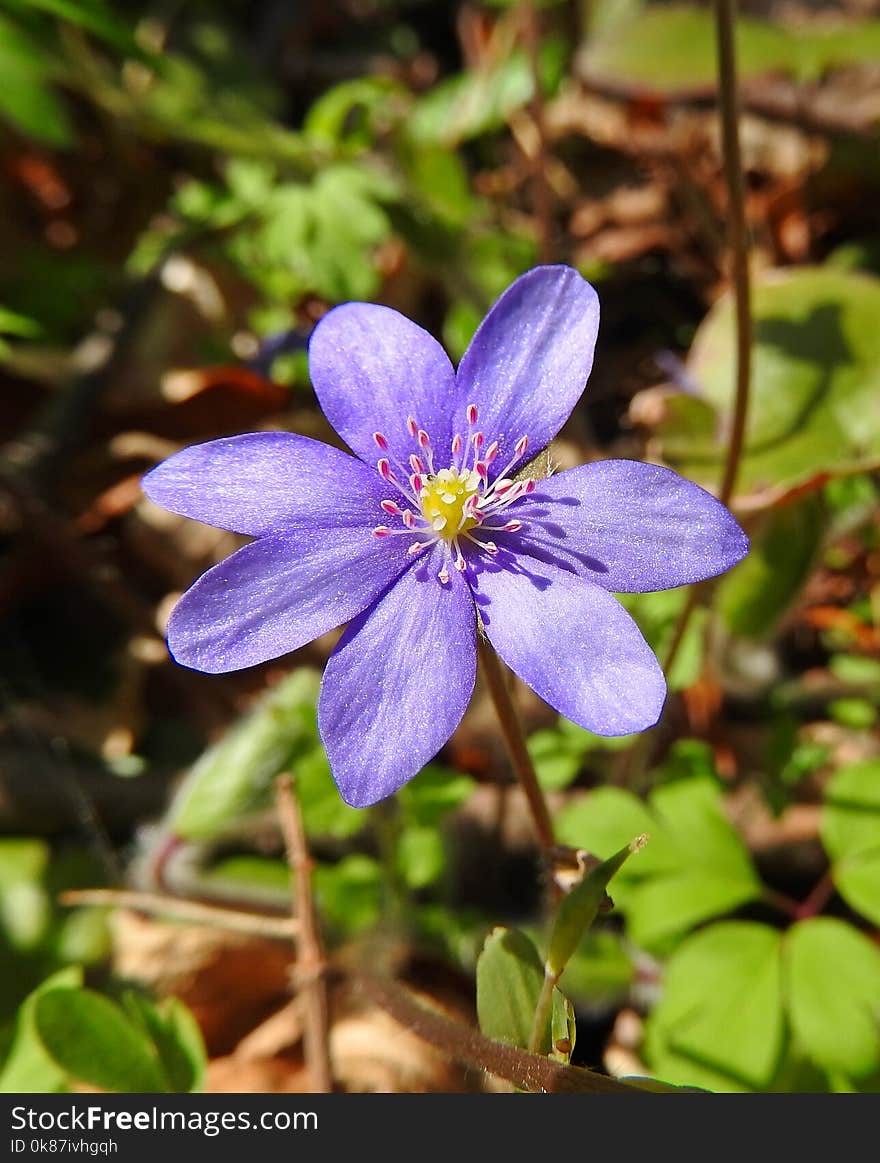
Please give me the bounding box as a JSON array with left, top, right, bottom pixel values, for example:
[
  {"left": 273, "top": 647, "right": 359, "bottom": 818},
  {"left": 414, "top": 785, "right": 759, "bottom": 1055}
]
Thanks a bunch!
[
  {"left": 714, "top": 0, "right": 753, "bottom": 508},
  {"left": 648, "top": 0, "right": 754, "bottom": 688},
  {"left": 477, "top": 635, "right": 556, "bottom": 851}
]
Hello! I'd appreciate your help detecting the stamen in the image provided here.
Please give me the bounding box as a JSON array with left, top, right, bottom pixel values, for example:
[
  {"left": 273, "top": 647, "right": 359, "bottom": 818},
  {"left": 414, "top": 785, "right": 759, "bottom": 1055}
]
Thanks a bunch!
[
  {"left": 377, "top": 458, "right": 396, "bottom": 483},
  {"left": 438, "top": 565, "right": 450, "bottom": 585},
  {"left": 402, "top": 509, "right": 415, "bottom": 528},
  {"left": 485, "top": 441, "right": 499, "bottom": 464},
  {"left": 417, "top": 429, "right": 436, "bottom": 474},
  {"left": 466, "top": 404, "right": 478, "bottom": 425},
  {"left": 381, "top": 500, "right": 401, "bottom": 516},
  {"left": 407, "top": 416, "right": 418, "bottom": 437},
  {"left": 410, "top": 474, "right": 423, "bottom": 495},
  {"left": 451, "top": 434, "right": 462, "bottom": 456},
  {"left": 372, "top": 526, "right": 390, "bottom": 538},
  {"left": 407, "top": 541, "right": 432, "bottom": 556},
  {"left": 409, "top": 454, "right": 425, "bottom": 475},
  {"left": 373, "top": 432, "right": 388, "bottom": 450}
]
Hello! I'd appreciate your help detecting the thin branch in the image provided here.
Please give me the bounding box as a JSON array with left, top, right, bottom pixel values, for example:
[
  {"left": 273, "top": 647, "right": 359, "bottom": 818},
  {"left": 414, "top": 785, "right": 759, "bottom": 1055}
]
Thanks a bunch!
[
  {"left": 275, "top": 774, "right": 333, "bottom": 1093},
  {"left": 714, "top": 0, "right": 752, "bottom": 507},
  {"left": 59, "top": 888, "right": 299, "bottom": 941}
]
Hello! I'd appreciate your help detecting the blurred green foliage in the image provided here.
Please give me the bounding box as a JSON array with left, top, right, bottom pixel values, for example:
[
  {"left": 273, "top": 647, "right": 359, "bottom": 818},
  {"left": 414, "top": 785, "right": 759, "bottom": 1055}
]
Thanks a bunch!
[{"left": 2, "top": 0, "right": 880, "bottom": 1098}]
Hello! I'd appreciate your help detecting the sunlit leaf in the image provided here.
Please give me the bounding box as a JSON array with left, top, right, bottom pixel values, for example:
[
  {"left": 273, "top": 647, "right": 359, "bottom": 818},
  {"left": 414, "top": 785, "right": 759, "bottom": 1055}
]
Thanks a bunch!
[
  {"left": 644, "top": 922, "right": 784, "bottom": 1091},
  {"left": 784, "top": 918, "right": 880, "bottom": 1079},
  {"left": 659, "top": 268, "right": 880, "bottom": 498},
  {"left": 582, "top": 4, "right": 880, "bottom": 90},
  {"left": 476, "top": 927, "right": 545, "bottom": 1051},
  {"left": 822, "top": 760, "right": 880, "bottom": 925},
  {"left": 556, "top": 780, "right": 761, "bottom": 948}
]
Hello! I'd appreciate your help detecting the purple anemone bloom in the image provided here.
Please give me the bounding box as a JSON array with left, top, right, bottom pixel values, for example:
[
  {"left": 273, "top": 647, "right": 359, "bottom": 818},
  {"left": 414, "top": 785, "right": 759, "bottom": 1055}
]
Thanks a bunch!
[{"left": 142, "top": 266, "right": 748, "bottom": 808}]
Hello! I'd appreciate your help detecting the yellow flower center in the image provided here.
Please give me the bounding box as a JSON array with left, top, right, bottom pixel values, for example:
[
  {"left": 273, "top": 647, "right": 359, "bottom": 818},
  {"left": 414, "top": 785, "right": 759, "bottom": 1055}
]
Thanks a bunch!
[{"left": 419, "top": 467, "right": 481, "bottom": 541}]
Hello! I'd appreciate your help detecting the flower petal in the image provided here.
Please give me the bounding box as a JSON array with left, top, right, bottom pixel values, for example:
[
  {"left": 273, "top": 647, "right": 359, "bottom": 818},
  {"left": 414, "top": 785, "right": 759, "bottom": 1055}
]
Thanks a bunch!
[
  {"left": 308, "top": 303, "right": 457, "bottom": 471},
  {"left": 510, "top": 460, "right": 750, "bottom": 592},
  {"left": 166, "top": 526, "right": 411, "bottom": 673},
  {"left": 470, "top": 553, "right": 666, "bottom": 735},
  {"left": 455, "top": 265, "right": 599, "bottom": 467},
  {"left": 142, "top": 432, "right": 389, "bottom": 536},
  {"left": 318, "top": 547, "right": 477, "bottom": 807}
]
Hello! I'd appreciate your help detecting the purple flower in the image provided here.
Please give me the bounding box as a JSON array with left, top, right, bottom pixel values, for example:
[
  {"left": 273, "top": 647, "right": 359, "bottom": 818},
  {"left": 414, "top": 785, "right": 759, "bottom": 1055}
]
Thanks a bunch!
[{"left": 142, "top": 266, "right": 748, "bottom": 808}]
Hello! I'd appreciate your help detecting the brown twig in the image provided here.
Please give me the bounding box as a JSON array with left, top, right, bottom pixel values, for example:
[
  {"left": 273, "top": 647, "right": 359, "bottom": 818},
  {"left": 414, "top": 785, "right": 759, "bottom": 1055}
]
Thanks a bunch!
[
  {"left": 275, "top": 774, "right": 333, "bottom": 1093},
  {"left": 59, "top": 887, "right": 299, "bottom": 941},
  {"left": 358, "top": 974, "right": 637, "bottom": 1093}
]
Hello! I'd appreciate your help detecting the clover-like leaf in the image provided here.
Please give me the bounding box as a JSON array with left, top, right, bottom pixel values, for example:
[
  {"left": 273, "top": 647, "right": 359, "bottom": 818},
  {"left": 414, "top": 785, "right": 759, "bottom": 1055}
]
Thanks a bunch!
[
  {"left": 644, "top": 922, "right": 784, "bottom": 1092},
  {"left": 784, "top": 918, "right": 880, "bottom": 1080},
  {"left": 654, "top": 267, "right": 880, "bottom": 498},
  {"left": 556, "top": 779, "right": 761, "bottom": 948},
  {"left": 821, "top": 760, "right": 880, "bottom": 925}
]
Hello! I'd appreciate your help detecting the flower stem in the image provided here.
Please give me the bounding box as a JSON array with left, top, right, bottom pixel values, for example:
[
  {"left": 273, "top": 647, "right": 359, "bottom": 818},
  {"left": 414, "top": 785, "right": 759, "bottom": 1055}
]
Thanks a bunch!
[
  {"left": 714, "top": 0, "right": 753, "bottom": 507},
  {"left": 477, "top": 635, "right": 556, "bottom": 851}
]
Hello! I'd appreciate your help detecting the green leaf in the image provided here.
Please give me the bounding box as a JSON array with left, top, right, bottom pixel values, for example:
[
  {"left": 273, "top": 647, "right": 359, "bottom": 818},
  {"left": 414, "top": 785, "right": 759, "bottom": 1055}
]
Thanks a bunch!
[
  {"left": 123, "top": 994, "right": 206, "bottom": 1093},
  {"left": 10, "top": 0, "right": 146, "bottom": 58},
  {"left": 395, "top": 826, "right": 446, "bottom": 890},
  {"left": 554, "top": 930, "right": 635, "bottom": 1007},
  {"left": 546, "top": 836, "right": 648, "bottom": 975},
  {"left": 660, "top": 267, "right": 880, "bottom": 498},
  {"left": 34, "top": 988, "right": 167, "bottom": 1093},
  {"left": 408, "top": 40, "right": 564, "bottom": 145},
  {"left": 619, "top": 590, "right": 707, "bottom": 691},
  {"left": 822, "top": 760, "right": 880, "bottom": 924},
  {"left": 397, "top": 765, "right": 475, "bottom": 826},
  {"left": 168, "top": 669, "right": 361, "bottom": 843},
  {"left": 313, "top": 855, "right": 383, "bottom": 935},
  {"left": 784, "top": 918, "right": 880, "bottom": 1079},
  {"left": 829, "top": 698, "right": 877, "bottom": 729},
  {"left": 0, "top": 15, "right": 73, "bottom": 145},
  {"left": 527, "top": 728, "right": 584, "bottom": 791},
  {"left": 476, "top": 927, "right": 545, "bottom": 1051},
  {"left": 0, "top": 969, "right": 82, "bottom": 1093},
  {"left": 581, "top": 4, "right": 880, "bottom": 90},
  {"left": 303, "top": 77, "right": 400, "bottom": 149},
  {"left": 716, "top": 496, "right": 824, "bottom": 637},
  {"left": 556, "top": 779, "right": 761, "bottom": 949},
  {"left": 644, "top": 922, "right": 784, "bottom": 1091}
]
